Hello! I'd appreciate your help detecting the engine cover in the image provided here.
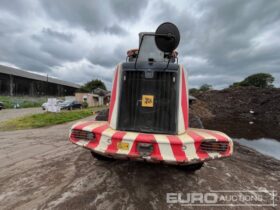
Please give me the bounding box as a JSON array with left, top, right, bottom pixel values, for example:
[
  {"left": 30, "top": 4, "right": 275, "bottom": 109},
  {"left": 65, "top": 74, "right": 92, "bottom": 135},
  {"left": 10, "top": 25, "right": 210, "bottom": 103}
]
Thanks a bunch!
[{"left": 117, "top": 63, "right": 179, "bottom": 134}]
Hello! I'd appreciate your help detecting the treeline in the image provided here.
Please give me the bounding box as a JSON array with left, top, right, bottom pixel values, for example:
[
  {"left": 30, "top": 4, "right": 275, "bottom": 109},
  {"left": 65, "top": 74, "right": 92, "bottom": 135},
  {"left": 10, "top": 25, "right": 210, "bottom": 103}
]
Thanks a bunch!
[
  {"left": 78, "top": 79, "right": 107, "bottom": 93},
  {"left": 190, "top": 73, "right": 275, "bottom": 94}
]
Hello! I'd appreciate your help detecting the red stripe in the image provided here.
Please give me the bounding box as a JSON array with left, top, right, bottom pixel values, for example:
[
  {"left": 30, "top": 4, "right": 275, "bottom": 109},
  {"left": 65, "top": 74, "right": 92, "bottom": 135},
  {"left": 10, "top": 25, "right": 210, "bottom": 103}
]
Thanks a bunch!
[
  {"left": 186, "top": 130, "right": 209, "bottom": 160},
  {"left": 167, "top": 136, "right": 187, "bottom": 162},
  {"left": 105, "top": 131, "right": 126, "bottom": 154},
  {"left": 129, "top": 134, "right": 163, "bottom": 160},
  {"left": 86, "top": 124, "right": 109, "bottom": 149},
  {"left": 108, "top": 67, "right": 119, "bottom": 123},
  {"left": 72, "top": 121, "right": 94, "bottom": 130},
  {"left": 181, "top": 68, "right": 188, "bottom": 128},
  {"left": 203, "top": 130, "right": 228, "bottom": 141}
]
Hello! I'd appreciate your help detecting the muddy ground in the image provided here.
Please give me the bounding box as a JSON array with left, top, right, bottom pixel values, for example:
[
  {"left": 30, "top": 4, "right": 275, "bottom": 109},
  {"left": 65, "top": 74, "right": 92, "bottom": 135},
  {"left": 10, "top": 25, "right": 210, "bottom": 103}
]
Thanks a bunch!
[{"left": 0, "top": 117, "right": 279, "bottom": 210}]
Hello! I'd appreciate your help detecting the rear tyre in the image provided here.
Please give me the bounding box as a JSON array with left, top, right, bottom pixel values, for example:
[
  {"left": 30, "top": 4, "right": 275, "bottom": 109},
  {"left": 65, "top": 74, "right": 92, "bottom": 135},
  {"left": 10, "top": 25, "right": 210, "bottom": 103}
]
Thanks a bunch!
[
  {"left": 181, "top": 162, "right": 204, "bottom": 172},
  {"left": 91, "top": 151, "right": 114, "bottom": 161},
  {"left": 95, "top": 109, "right": 109, "bottom": 121}
]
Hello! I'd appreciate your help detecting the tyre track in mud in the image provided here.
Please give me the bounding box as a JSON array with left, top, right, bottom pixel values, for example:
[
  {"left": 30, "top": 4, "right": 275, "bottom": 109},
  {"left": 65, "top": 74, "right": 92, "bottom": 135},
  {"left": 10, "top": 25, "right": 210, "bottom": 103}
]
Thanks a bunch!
[{"left": 0, "top": 117, "right": 280, "bottom": 210}]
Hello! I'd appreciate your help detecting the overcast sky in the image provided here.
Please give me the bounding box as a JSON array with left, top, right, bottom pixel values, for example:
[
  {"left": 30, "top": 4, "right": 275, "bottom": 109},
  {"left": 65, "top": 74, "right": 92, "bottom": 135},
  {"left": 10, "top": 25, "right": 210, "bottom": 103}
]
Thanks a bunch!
[{"left": 0, "top": 0, "right": 279, "bottom": 89}]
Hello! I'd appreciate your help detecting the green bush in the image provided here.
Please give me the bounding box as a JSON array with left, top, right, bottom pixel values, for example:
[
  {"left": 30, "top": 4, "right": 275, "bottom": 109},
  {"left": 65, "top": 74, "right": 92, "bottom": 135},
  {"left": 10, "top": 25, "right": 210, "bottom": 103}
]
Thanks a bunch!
[
  {"left": 0, "top": 106, "right": 105, "bottom": 131},
  {"left": 230, "top": 73, "right": 274, "bottom": 88},
  {"left": 199, "top": 84, "right": 213, "bottom": 92}
]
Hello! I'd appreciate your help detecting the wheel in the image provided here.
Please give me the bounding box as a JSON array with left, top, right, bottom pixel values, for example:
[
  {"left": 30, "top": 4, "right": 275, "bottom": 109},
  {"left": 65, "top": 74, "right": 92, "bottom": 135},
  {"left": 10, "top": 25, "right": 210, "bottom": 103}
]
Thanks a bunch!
[
  {"left": 91, "top": 151, "right": 114, "bottom": 161},
  {"left": 181, "top": 162, "right": 204, "bottom": 172},
  {"left": 95, "top": 109, "right": 109, "bottom": 121}
]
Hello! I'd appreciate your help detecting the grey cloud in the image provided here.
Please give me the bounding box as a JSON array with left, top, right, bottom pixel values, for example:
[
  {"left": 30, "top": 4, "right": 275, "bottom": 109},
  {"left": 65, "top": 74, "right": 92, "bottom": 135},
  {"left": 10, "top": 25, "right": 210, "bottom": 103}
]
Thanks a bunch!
[
  {"left": 104, "top": 25, "right": 127, "bottom": 35},
  {"left": 88, "top": 44, "right": 127, "bottom": 68},
  {"left": 110, "top": 0, "right": 148, "bottom": 20},
  {"left": 40, "top": 0, "right": 148, "bottom": 34},
  {"left": 0, "top": 0, "right": 279, "bottom": 88},
  {"left": 31, "top": 28, "right": 84, "bottom": 62},
  {"left": 41, "top": 28, "right": 74, "bottom": 42},
  {"left": 151, "top": 0, "right": 280, "bottom": 88},
  {"left": 0, "top": 0, "right": 36, "bottom": 17},
  {"left": 40, "top": 0, "right": 109, "bottom": 32}
]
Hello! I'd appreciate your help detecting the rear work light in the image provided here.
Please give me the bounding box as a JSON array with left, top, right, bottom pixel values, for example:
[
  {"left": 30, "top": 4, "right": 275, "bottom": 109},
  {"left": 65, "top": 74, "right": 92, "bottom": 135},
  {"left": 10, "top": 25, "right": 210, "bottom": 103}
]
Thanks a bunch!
[
  {"left": 137, "top": 143, "right": 154, "bottom": 156},
  {"left": 71, "top": 129, "right": 95, "bottom": 141}
]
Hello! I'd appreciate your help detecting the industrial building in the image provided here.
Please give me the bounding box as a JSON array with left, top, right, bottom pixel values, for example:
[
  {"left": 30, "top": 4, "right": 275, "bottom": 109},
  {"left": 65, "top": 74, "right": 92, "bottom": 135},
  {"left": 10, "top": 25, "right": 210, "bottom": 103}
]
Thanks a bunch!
[{"left": 0, "top": 65, "right": 80, "bottom": 96}]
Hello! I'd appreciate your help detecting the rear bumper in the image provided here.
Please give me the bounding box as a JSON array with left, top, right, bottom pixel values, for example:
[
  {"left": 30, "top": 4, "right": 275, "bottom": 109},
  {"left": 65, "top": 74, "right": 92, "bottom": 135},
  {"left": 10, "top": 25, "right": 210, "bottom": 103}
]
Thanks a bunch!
[{"left": 69, "top": 121, "right": 233, "bottom": 165}]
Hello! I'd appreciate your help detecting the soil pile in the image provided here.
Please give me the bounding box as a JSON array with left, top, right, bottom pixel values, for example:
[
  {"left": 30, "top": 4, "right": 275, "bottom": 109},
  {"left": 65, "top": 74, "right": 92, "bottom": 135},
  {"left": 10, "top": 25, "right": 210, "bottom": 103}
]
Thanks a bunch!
[{"left": 193, "top": 87, "right": 280, "bottom": 125}]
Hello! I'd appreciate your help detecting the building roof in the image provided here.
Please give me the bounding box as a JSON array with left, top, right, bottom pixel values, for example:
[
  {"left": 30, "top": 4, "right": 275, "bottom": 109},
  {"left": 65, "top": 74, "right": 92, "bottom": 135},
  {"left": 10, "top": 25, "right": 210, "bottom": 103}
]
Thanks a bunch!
[
  {"left": 0, "top": 65, "right": 80, "bottom": 88},
  {"left": 189, "top": 95, "right": 197, "bottom": 101},
  {"left": 93, "top": 87, "right": 110, "bottom": 96}
]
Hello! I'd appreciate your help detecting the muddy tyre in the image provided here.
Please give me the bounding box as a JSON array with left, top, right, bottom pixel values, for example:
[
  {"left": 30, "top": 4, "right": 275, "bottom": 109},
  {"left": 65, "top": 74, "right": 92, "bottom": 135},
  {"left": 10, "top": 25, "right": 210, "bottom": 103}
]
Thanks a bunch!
[
  {"left": 95, "top": 109, "right": 109, "bottom": 121},
  {"left": 91, "top": 151, "right": 113, "bottom": 161}
]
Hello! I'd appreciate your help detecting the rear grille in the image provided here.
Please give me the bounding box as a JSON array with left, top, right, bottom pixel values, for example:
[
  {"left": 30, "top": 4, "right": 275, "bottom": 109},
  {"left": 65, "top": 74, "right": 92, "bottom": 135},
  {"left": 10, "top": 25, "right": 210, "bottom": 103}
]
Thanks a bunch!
[
  {"left": 117, "top": 70, "right": 178, "bottom": 134},
  {"left": 199, "top": 141, "right": 229, "bottom": 153},
  {"left": 71, "top": 129, "right": 95, "bottom": 141}
]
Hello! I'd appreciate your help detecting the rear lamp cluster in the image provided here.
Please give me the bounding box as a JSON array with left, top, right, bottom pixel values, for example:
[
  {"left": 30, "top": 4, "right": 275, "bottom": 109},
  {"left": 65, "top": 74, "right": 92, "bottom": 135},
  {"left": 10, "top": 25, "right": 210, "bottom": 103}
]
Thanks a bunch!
[
  {"left": 71, "top": 129, "right": 95, "bottom": 141},
  {"left": 137, "top": 143, "right": 154, "bottom": 156}
]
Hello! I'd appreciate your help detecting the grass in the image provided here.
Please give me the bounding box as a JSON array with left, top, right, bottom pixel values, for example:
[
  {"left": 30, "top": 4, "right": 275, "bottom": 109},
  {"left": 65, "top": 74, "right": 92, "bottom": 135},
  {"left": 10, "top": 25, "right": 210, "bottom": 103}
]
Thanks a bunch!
[
  {"left": 0, "top": 96, "right": 47, "bottom": 109},
  {"left": 0, "top": 107, "right": 106, "bottom": 131}
]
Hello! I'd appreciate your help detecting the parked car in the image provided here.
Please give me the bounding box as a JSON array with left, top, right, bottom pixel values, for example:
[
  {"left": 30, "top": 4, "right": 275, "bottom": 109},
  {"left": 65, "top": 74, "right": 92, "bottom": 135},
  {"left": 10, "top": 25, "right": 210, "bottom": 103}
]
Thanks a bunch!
[
  {"left": 60, "top": 101, "right": 82, "bottom": 110},
  {"left": 42, "top": 99, "right": 64, "bottom": 110},
  {"left": 0, "top": 101, "right": 4, "bottom": 110}
]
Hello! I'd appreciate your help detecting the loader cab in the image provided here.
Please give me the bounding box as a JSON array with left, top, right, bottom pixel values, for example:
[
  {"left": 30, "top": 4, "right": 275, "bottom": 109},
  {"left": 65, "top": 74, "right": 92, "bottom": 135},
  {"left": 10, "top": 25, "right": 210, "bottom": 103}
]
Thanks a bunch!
[
  {"left": 126, "top": 33, "right": 178, "bottom": 63},
  {"left": 109, "top": 22, "right": 189, "bottom": 135}
]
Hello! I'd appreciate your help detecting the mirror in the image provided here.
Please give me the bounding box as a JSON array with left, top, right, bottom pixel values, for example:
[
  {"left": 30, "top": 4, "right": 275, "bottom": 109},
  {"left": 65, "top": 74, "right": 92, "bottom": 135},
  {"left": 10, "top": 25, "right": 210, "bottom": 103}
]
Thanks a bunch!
[{"left": 155, "top": 22, "right": 180, "bottom": 53}]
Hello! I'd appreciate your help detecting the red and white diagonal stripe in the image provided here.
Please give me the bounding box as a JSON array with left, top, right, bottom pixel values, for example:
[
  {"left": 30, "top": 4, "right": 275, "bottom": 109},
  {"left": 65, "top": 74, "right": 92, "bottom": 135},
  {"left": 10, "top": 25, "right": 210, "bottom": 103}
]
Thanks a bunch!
[{"left": 70, "top": 121, "right": 233, "bottom": 164}]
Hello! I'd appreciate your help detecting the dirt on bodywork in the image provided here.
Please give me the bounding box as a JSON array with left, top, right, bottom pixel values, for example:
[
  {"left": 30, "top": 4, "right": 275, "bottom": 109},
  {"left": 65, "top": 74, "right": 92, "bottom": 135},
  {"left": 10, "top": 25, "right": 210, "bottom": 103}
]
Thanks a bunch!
[{"left": 0, "top": 117, "right": 279, "bottom": 210}]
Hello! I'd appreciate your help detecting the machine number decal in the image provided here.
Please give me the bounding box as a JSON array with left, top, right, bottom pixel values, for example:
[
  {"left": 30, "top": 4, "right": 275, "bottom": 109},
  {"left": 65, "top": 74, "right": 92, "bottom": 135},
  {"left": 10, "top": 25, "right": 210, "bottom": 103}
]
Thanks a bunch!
[
  {"left": 142, "top": 95, "right": 154, "bottom": 107},
  {"left": 117, "top": 142, "right": 129, "bottom": 150}
]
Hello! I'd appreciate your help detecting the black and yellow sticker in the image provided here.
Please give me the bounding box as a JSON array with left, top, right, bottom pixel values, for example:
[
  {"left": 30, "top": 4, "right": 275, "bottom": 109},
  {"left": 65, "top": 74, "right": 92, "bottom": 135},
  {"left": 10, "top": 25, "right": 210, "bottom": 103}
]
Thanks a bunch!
[
  {"left": 117, "top": 142, "right": 129, "bottom": 150},
  {"left": 142, "top": 95, "right": 154, "bottom": 107}
]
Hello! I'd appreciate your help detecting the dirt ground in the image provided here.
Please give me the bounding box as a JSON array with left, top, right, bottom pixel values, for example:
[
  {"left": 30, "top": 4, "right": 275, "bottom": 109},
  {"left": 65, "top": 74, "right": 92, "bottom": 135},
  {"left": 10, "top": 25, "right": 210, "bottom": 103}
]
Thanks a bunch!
[
  {"left": 0, "top": 107, "right": 43, "bottom": 122},
  {"left": 0, "top": 117, "right": 279, "bottom": 210}
]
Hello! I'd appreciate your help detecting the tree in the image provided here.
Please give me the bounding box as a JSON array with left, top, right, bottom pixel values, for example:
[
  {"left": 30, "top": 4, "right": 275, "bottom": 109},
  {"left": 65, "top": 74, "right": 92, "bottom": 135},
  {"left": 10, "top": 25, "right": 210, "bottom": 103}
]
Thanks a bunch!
[
  {"left": 199, "top": 84, "right": 213, "bottom": 92},
  {"left": 79, "top": 79, "right": 107, "bottom": 92},
  {"left": 230, "top": 73, "right": 274, "bottom": 88},
  {"left": 189, "top": 88, "right": 199, "bottom": 95}
]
